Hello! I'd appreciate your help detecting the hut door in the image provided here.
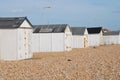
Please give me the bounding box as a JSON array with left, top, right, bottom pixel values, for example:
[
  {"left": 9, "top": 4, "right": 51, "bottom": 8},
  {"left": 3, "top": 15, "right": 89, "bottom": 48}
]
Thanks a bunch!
[
  {"left": 24, "top": 29, "right": 32, "bottom": 58},
  {"left": 84, "top": 38, "right": 86, "bottom": 48},
  {"left": 18, "top": 29, "right": 25, "bottom": 59},
  {"left": 84, "top": 37, "right": 87, "bottom": 48},
  {"left": 24, "top": 29, "right": 29, "bottom": 58},
  {"left": 18, "top": 29, "right": 31, "bottom": 59},
  {"left": 66, "top": 34, "right": 71, "bottom": 51},
  {"left": 27, "top": 29, "right": 32, "bottom": 58}
]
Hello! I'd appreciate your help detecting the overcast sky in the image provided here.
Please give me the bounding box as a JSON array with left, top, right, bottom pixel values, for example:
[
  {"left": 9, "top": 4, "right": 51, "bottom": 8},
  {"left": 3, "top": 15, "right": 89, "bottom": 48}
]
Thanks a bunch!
[{"left": 0, "top": 0, "right": 120, "bottom": 30}]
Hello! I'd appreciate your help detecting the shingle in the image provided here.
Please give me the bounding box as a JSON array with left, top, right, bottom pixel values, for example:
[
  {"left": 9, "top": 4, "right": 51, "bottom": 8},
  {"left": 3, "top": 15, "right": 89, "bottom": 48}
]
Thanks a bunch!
[
  {"left": 33, "top": 24, "right": 68, "bottom": 33},
  {"left": 0, "top": 17, "right": 26, "bottom": 29},
  {"left": 103, "top": 31, "right": 120, "bottom": 36},
  {"left": 87, "top": 27, "right": 102, "bottom": 34},
  {"left": 71, "top": 27, "right": 86, "bottom": 35}
]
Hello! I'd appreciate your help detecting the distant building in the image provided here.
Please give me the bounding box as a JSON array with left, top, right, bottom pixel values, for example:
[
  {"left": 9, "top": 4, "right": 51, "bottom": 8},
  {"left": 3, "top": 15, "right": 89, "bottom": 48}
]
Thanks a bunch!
[
  {"left": 0, "top": 17, "right": 33, "bottom": 60},
  {"left": 87, "top": 27, "right": 103, "bottom": 46},
  {"left": 32, "top": 24, "right": 72, "bottom": 52},
  {"left": 71, "top": 27, "right": 88, "bottom": 48},
  {"left": 103, "top": 31, "right": 120, "bottom": 45},
  {"left": 102, "top": 28, "right": 110, "bottom": 33}
]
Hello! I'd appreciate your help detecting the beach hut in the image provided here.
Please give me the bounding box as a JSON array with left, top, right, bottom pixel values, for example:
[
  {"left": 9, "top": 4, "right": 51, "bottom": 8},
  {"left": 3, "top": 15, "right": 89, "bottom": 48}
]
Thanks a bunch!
[
  {"left": 32, "top": 24, "right": 72, "bottom": 52},
  {"left": 103, "top": 31, "right": 120, "bottom": 45},
  {"left": 71, "top": 27, "right": 88, "bottom": 48},
  {"left": 0, "top": 17, "right": 33, "bottom": 60},
  {"left": 87, "top": 27, "right": 103, "bottom": 46}
]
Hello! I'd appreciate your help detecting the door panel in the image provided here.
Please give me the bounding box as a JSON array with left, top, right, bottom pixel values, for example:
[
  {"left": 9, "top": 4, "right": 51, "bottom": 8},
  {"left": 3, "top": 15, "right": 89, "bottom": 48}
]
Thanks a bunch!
[
  {"left": 18, "top": 29, "right": 30, "bottom": 59},
  {"left": 24, "top": 29, "right": 32, "bottom": 58},
  {"left": 66, "top": 34, "right": 72, "bottom": 51},
  {"left": 18, "top": 29, "right": 25, "bottom": 59}
]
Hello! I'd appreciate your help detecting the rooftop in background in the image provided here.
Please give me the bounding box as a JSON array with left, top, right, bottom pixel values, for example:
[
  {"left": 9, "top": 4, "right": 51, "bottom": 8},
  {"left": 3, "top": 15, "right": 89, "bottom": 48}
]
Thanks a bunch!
[
  {"left": 87, "top": 27, "right": 102, "bottom": 34},
  {"left": 0, "top": 17, "right": 32, "bottom": 29},
  {"left": 71, "top": 27, "right": 86, "bottom": 35},
  {"left": 103, "top": 31, "right": 120, "bottom": 36},
  {"left": 102, "top": 28, "right": 110, "bottom": 33},
  {"left": 33, "top": 24, "right": 69, "bottom": 33}
]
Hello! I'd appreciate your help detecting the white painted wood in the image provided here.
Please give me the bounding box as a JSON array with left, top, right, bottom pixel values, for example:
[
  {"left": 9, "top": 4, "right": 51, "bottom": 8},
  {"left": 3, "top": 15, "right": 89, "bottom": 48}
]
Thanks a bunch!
[
  {"left": 72, "top": 36, "right": 84, "bottom": 48},
  {"left": 20, "top": 20, "right": 31, "bottom": 28},
  {"left": 39, "top": 34, "right": 52, "bottom": 52},
  {"left": 32, "top": 26, "right": 72, "bottom": 52},
  {"left": 84, "top": 29, "right": 88, "bottom": 35},
  {"left": 88, "top": 31, "right": 103, "bottom": 47},
  {"left": 65, "top": 34, "right": 72, "bottom": 51},
  {"left": 103, "top": 35, "right": 120, "bottom": 45},
  {"left": 88, "top": 34, "right": 100, "bottom": 46},
  {"left": 0, "top": 19, "right": 33, "bottom": 60},
  {"left": 72, "top": 28, "right": 88, "bottom": 48},
  {"left": 100, "top": 31, "right": 104, "bottom": 45},
  {"left": 32, "top": 34, "right": 40, "bottom": 52},
  {"left": 17, "top": 29, "right": 24, "bottom": 59},
  {"left": 17, "top": 28, "right": 32, "bottom": 60},
  {"left": 52, "top": 33, "right": 65, "bottom": 52},
  {"left": 32, "top": 33, "right": 66, "bottom": 52},
  {"left": 65, "top": 26, "right": 72, "bottom": 51},
  {"left": 27, "top": 29, "right": 33, "bottom": 58},
  {"left": 87, "top": 30, "right": 103, "bottom": 47},
  {"left": 0, "top": 29, "right": 17, "bottom": 60}
]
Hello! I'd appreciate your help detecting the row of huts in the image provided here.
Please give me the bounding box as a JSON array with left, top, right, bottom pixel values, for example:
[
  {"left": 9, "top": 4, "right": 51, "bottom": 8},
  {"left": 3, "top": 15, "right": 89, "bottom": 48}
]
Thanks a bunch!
[
  {"left": 32, "top": 25, "right": 103, "bottom": 52},
  {"left": 0, "top": 17, "right": 119, "bottom": 60}
]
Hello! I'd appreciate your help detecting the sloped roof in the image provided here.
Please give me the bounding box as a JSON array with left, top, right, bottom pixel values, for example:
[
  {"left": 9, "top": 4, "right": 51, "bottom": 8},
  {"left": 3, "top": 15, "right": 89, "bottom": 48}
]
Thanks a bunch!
[
  {"left": 87, "top": 27, "right": 102, "bottom": 34},
  {"left": 33, "top": 24, "right": 69, "bottom": 33},
  {"left": 103, "top": 31, "right": 120, "bottom": 36},
  {"left": 0, "top": 17, "right": 32, "bottom": 29},
  {"left": 71, "top": 27, "right": 86, "bottom": 35}
]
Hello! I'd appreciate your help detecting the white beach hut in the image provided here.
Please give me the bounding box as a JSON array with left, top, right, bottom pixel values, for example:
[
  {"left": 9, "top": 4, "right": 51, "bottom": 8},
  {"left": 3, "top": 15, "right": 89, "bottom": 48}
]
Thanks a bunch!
[
  {"left": 0, "top": 17, "right": 33, "bottom": 60},
  {"left": 103, "top": 31, "right": 120, "bottom": 45},
  {"left": 32, "top": 24, "right": 72, "bottom": 52},
  {"left": 71, "top": 27, "right": 88, "bottom": 48},
  {"left": 87, "top": 27, "right": 103, "bottom": 47}
]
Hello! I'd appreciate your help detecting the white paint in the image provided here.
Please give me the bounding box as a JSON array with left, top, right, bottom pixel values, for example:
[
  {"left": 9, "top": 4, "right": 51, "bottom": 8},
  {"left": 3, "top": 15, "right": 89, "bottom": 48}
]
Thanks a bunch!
[
  {"left": 65, "top": 34, "right": 72, "bottom": 51},
  {"left": 32, "top": 33, "right": 67, "bottom": 52},
  {"left": 65, "top": 26, "right": 72, "bottom": 51},
  {"left": 100, "top": 31, "right": 104, "bottom": 45},
  {"left": 52, "top": 33, "right": 65, "bottom": 51},
  {"left": 72, "top": 28, "right": 88, "bottom": 48},
  {"left": 32, "top": 26, "right": 72, "bottom": 52},
  {"left": 88, "top": 34, "right": 100, "bottom": 46},
  {"left": 65, "top": 26, "right": 71, "bottom": 33},
  {"left": 72, "top": 36, "right": 84, "bottom": 48},
  {"left": 103, "top": 35, "right": 120, "bottom": 45},
  {"left": 84, "top": 29, "right": 88, "bottom": 35},
  {"left": 88, "top": 31, "right": 103, "bottom": 47},
  {"left": 0, "top": 29, "right": 17, "bottom": 60},
  {"left": 20, "top": 20, "right": 31, "bottom": 28},
  {"left": 39, "top": 34, "right": 52, "bottom": 52},
  {"left": 0, "top": 19, "right": 33, "bottom": 60},
  {"left": 17, "top": 29, "right": 32, "bottom": 60},
  {"left": 32, "top": 34, "right": 40, "bottom": 52}
]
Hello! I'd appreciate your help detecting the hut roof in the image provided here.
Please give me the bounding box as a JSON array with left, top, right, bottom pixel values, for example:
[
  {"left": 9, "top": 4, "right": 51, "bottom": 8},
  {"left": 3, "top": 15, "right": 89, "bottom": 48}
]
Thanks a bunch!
[
  {"left": 71, "top": 27, "right": 86, "bottom": 35},
  {"left": 33, "top": 24, "right": 69, "bottom": 33},
  {"left": 103, "top": 31, "right": 120, "bottom": 36},
  {"left": 87, "top": 27, "right": 102, "bottom": 34},
  {"left": 0, "top": 17, "right": 32, "bottom": 29}
]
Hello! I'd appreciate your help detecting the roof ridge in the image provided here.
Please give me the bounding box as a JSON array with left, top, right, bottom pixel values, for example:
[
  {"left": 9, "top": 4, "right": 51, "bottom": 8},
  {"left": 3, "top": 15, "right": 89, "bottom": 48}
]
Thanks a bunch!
[
  {"left": 0, "top": 17, "right": 31, "bottom": 29},
  {"left": 34, "top": 24, "right": 68, "bottom": 26}
]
